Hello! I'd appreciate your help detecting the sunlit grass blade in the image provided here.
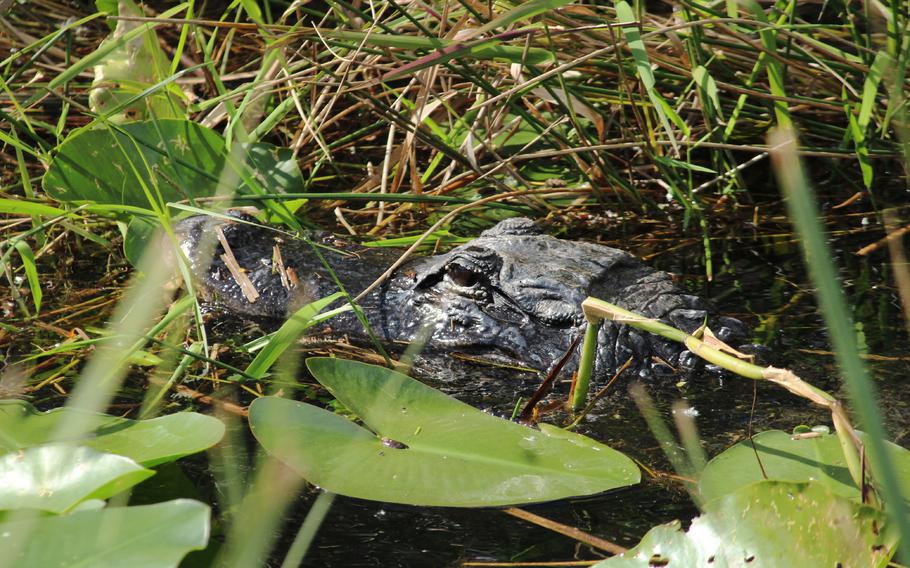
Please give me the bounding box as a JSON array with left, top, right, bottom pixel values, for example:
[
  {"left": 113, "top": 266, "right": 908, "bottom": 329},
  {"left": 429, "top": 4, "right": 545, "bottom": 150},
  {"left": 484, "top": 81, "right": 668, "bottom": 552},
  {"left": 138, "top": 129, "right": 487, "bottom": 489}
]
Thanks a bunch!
[
  {"left": 279, "top": 491, "right": 336, "bottom": 568},
  {"left": 244, "top": 293, "right": 347, "bottom": 379},
  {"left": 614, "top": 1, "right": 680, "bottom": 151},
  {"left": 0, "top": 199, "right": 65, "bottom": 217}
]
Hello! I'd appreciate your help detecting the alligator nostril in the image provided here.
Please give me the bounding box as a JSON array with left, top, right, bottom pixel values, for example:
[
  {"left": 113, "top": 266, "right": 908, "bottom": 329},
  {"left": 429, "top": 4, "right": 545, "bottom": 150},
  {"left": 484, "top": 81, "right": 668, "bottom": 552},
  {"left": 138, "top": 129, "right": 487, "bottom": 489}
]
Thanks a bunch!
[{"left": 446, "top": 264, "right": 479, "bottom": 287}]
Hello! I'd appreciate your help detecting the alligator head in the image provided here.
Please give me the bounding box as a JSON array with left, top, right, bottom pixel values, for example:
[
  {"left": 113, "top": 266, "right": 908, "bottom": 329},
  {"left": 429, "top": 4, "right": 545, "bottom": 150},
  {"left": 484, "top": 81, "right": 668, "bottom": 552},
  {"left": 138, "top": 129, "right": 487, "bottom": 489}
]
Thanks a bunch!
[{"left": 175, "top": 214, "right": 747, "bottom": 376}]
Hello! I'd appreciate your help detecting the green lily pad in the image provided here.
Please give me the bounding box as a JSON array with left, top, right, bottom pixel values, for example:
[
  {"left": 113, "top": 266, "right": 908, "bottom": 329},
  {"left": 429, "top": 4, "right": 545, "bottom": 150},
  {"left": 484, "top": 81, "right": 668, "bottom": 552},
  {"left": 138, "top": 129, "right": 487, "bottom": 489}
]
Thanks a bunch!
[
  {"left": 0, "top": 400, "right": 225, "bottom": 467},
  {"left": 0, "top": 444, "right": 153, "bottom": 513},
  {"left": 698, "top": 430, "right": 910, "bottom": 504},
  {"left": 1, "top": 499, "right": 209, "bottom": 567},
  {"left": 42, "top": 120, "right": 304, "bottom": 211},
  {"left": 249, "top": 357, "right": 640, "bottom": 507},
  {"left": 596, "top": 481, "right": 896, "bottom": 567}
]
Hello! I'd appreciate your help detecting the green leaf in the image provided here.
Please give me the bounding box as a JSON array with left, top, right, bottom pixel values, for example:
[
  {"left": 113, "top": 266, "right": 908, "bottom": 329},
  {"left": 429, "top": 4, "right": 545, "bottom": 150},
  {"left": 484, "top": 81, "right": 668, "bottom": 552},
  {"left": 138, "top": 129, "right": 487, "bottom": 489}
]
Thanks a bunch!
[
  {"left": 40, "top": 3, "right": 188, "bottom": 105},
  {"left": 43, "top": 120, "right": 305, "bottom": 212},
  {"left": 239, "top": 0, "right": 264, "bottom": 24},
  {"left": 0, "top": 400, "right": 225, "bottom": 467},
  {"left": 381, "top": 38, "right": 555, "bottom": 82},
  {"left": 123, "top": 215, "right": 160, "bottom": 267},
  {"left": 43, "top": 120, "right": 225, "bottom": 209},
  {"left": 0, "top": 199, "right": 65, "bottom": 217},
  {"left": 595, "top": 481, "right": 896, "bottom": 567},
  {"left": 0, "top": 444, "right": 153, "bottom": 513},
  {"left": 13, "top": 240, "right": 41, "bottom": 313},
  {"left": 88, "top": 0, "right": 187, "bottom": 122},
  {"left": 242, "top": 142, "right": 306, "bottom": 194},
  {"left": 654, "top": 156, "right": 716, "bottom": 174},
  {"left": 698, "top": 430, "right": 910, "bottom": 505},
  {"left": 474, "top": 0, "right": 575, "bottom": 36},
  {"left": 848, "top": 108, "right": 873, "bottom": 188},
  {"left": 859, "top": 51, "right": 889, "bottom": 131},
  {"left": 614, "top": 1, "right": 679, "bottom": 150},
  {"left": 249, "top": 358, "right": 640, "bottom": 507},
  {"left": 1, "top": 499, "right": 209, "bottom": 567},
  {"left": 692, "top": 65, "right": 722, "bottom": 120}
]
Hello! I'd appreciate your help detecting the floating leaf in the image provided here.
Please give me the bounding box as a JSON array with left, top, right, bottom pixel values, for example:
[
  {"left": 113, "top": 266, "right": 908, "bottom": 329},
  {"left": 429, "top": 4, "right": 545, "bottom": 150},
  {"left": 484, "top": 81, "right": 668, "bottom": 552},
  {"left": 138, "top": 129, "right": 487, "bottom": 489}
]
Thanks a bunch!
[
  {"left": 698, "top": 430, "right": 910, "bottom": 505},
  {"left": 250, "top": 358, "right": 639, "bottom": 507},
  {"left": 595, "top": 481, "right": 896, "bottom": 567},
  {"left": 0, "top": 444, "right": 153, "bottom": 514},
  {"left": 43, "top": 120, "right": 224, "bottom": 209},
  {"left": 1, "top": 499, "right": 209, "bottom": 567},
  {"left": 0, "top": 400, "right": 225, "bottom": 467}
]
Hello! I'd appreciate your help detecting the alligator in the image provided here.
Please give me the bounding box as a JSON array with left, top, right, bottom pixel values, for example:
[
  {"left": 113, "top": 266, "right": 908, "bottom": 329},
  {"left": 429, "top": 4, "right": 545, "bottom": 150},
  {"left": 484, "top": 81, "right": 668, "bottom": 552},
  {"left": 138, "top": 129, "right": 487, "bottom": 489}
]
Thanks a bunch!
[{"left": 176, "top": 213, "right": 747, "bottom": 378}]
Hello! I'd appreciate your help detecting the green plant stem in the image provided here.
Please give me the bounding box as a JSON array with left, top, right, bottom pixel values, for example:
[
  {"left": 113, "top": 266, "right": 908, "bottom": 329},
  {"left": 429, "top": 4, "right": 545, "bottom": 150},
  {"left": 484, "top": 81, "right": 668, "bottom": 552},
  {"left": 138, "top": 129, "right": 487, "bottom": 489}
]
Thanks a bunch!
[
  {"left": 581, "top": 297, "right": 762, "bottom": 378},
  {"left": 580, "top": 296, "right": 866, "bottom": 491},
  {"left": 571, "top": 320, "right": 600, "bottom": 411}
]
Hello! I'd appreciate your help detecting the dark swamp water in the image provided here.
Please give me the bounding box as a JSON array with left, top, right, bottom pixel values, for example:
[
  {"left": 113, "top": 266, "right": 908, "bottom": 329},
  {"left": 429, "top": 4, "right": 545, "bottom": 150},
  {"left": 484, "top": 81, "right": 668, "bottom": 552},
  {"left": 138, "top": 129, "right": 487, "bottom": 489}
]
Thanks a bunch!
[{"left": 7, "top": 197, "right": 910, "bottom": 567}]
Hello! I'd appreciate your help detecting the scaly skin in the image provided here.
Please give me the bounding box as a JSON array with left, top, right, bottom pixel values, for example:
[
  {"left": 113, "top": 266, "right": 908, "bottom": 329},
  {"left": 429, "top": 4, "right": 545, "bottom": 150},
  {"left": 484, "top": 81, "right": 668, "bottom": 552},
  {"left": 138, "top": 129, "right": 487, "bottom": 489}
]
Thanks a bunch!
[{"left": 176, "top": 214, "right": 746, "bottom": 377}]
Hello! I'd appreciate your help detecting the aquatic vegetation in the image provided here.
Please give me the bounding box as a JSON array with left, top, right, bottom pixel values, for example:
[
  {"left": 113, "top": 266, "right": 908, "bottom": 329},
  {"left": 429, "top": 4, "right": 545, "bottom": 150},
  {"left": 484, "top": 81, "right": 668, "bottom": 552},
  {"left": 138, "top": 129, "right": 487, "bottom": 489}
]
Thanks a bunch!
[
  {"left": 2, "top": 0, "right": 909, "bottom": 565},
  {"left": 0, "top": 403, "right": 222, "bottom": 566},
  {"left": 251, "top": 357, "right": 641, "bottom": 507}
]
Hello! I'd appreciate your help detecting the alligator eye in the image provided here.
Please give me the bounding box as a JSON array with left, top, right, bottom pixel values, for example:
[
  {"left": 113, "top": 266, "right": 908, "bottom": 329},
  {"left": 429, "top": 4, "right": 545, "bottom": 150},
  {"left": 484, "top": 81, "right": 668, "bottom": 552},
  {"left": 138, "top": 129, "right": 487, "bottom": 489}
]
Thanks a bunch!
[{"left": 446, "top": 264, "right": 480, "bottom": 287}]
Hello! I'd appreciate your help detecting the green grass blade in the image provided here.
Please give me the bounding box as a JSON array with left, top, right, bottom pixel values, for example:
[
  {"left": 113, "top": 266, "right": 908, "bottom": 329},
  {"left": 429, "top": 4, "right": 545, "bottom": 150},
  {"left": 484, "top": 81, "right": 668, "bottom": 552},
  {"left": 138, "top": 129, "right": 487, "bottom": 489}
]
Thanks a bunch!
[
  {"left": 770, "top": 127, "right": 910, "bottom": 563},
  {"left": 0, "top": 199, "right": 65, "bottom": 217},
  {"left": 13, "top": 240, "right": 41, "bottom": 313},
  {"left": 244, "top": 293, "right": 346, "bottom": 379},
  {"left": 474, "top": 0, "right": 575, "bottom": 36},
  {"left": 615, "top": 1, "right": 680, "bottom": 151}
]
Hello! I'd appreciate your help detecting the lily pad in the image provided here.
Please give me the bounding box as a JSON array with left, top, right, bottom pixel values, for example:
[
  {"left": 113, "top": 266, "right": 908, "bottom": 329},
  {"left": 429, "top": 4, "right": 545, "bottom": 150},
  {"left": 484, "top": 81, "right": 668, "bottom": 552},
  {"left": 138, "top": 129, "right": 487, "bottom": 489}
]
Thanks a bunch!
[
  {"left": 0, "top": 499, "right": 209, "bottom": 567},
  {"left": 249, "top": 357, "right": 639, "bottom": 507},
  {"left": 42, "top": 120, "right": 304, "bottom": 210},
  {"left": 698, "top": 430, "right": 910, "bottom": 504},
  {"left": 596, "top": 481, "right": 896, "bottom": 567},
  {"left": 0, "top": 444, "right": 153, "bottom": 514},
  {"left": 0, "top": 400, "right": 225, "bottom": 467}
]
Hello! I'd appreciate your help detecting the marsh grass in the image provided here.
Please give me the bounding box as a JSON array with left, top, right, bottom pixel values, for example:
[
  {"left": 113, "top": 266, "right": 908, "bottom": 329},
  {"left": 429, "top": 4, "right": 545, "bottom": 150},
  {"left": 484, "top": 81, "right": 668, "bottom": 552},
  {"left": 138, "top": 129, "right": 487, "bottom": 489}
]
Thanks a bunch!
[{"left": 1, "top": 0, "right": 909, "bottom": 564}]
